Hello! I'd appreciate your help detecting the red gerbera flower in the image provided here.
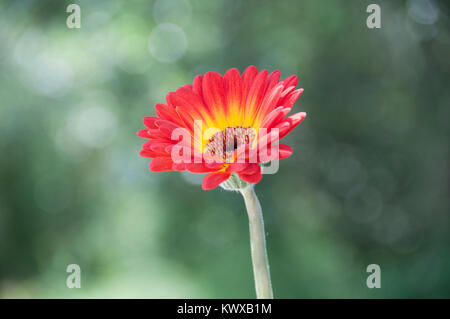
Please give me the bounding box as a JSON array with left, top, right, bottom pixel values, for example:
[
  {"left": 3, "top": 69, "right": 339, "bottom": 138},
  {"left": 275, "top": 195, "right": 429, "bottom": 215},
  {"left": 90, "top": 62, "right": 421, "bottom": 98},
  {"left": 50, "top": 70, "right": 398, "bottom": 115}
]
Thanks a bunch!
[{"left": 137, "top": 66, "right": 306, "bottom": 190}]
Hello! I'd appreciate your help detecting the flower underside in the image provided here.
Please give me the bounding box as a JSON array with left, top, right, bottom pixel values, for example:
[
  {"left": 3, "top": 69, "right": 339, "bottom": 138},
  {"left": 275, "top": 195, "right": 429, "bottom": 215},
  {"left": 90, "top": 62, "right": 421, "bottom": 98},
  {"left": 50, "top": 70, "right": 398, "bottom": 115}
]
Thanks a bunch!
[{"left": 137, "top": 66, "right": 307, "bottom": 190}]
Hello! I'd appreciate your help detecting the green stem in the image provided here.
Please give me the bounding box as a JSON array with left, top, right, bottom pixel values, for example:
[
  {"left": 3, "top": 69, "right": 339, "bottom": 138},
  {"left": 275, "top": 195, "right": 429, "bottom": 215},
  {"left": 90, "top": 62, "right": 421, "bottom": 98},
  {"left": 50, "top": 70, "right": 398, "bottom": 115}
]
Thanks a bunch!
[{"left": 240, "top": 186, "right": 274, "bottom": 299}]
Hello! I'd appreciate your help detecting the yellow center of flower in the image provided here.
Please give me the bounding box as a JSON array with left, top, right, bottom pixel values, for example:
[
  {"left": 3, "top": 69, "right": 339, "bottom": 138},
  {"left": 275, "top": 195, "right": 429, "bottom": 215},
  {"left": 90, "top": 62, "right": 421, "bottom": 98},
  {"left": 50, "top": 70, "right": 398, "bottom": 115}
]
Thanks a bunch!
[{"left": 204, "top": 126, "right": 256, "bottom": 162}]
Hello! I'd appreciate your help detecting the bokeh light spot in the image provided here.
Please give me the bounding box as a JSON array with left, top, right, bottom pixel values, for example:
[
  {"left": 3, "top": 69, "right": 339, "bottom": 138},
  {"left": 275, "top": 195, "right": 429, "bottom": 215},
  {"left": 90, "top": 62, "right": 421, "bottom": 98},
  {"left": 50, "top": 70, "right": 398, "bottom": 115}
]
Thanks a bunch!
[
  {"left": 153, "top": 0, "right": 192, "bottom": 26},
  {"left": 148, "top": 23, "right": 187, "bottom": 63}
]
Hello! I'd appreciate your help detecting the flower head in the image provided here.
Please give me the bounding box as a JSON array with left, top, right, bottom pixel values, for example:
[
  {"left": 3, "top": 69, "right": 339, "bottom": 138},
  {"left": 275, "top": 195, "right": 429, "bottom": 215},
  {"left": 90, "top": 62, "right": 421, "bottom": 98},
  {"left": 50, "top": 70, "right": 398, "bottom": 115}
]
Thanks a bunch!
[{"left": 138, "top": 66, "right": 306, "bottom": 190}]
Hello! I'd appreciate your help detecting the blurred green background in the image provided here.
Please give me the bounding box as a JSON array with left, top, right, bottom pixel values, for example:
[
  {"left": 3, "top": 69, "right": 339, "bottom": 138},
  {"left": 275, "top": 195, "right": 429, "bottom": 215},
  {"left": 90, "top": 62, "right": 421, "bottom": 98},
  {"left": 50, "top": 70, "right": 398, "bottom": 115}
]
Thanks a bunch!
[{"left": 0, "top": 0, "right": 449, "bottom": 298}]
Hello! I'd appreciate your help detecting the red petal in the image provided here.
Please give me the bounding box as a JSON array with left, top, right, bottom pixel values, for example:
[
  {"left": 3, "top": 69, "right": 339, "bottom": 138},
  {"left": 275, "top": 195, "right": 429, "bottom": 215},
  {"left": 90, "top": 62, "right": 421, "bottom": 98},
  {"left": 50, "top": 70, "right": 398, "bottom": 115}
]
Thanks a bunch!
[
  {"left": 149, "top": 157, "right": 174, "bottom": 172},
  {"left": 186, "top": 163, "right": 215, "bottom": 173},
  {"left": 172, "top": 162, "right": 185, "bottom": 171},
  {"left": 276, "top": 112, "right": 307, "bottom": 139},
  {"left": 137, "top": 129, "right": 151, "bottom": 139},
  {"left": 171, "top": 88, "right": 211, "bottom": 120},
  {"left": 154, "top": 119, "right": 180, "bottom": 138},
  {"left": 266, "top": 70, "right": 281, "bottom": 92},
  {"left": 143, "top": 116, "right": 158, "bottom": 129},
  {"left": 279, "top": 88, "right": 303, "bottom": 108},
  {"left": 261, "top": 107, "right": 291, "bottom": 129},
  {"left": 142, "top": 140, "right": 169, "bottom": 152},
  {"left": 262, "top": 144, "right": 293, "bottom": 161},
  {"left": 254, "top": 84, "right": 283, "bottom": 125},
  {"left": 238, "top": 165, "right": 262, "bottom": 184},
  {"left": 155, "top": 103, "right": 182, "bottom": 125},
  {"left": 175, "top": 106, "right": 195, "bottom": 133},
  {"left": 224, "top": 68, "right": 242, "bottom": 117},
  {"left": 192, "top": 74, "right": 203, "bottom": 98},
  {"left": 139, "top": 149, "right": 160, "bottom": 158},
  {"left": 241, "top": 163, "right": 260, "bottom": 175},
  {"left": 202, "top": 72, "right": 226, "bottom": 120},
  {"left": 150, "top": 142, "right": 173, "bottom": 154},
  {"left": 202, "top": 171, "right": 231, "bottom": 190},
  {"left": 282, "top": 75, "right": 298, "bottom": 89},
  {"left": 241, "top": 66, "right": 258, "bottom": 101},
  {"left": 280, "top": 86, "right": 295, "bottom": 99},
  {"left": 278, "top": 144, "right": 293, "bottom": 159},
  {"left": 245, "top": 70, "right": 268, "bottom": 120},
  {"left": 225, "top": 163, "right": 248, "bottom": 173}
]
